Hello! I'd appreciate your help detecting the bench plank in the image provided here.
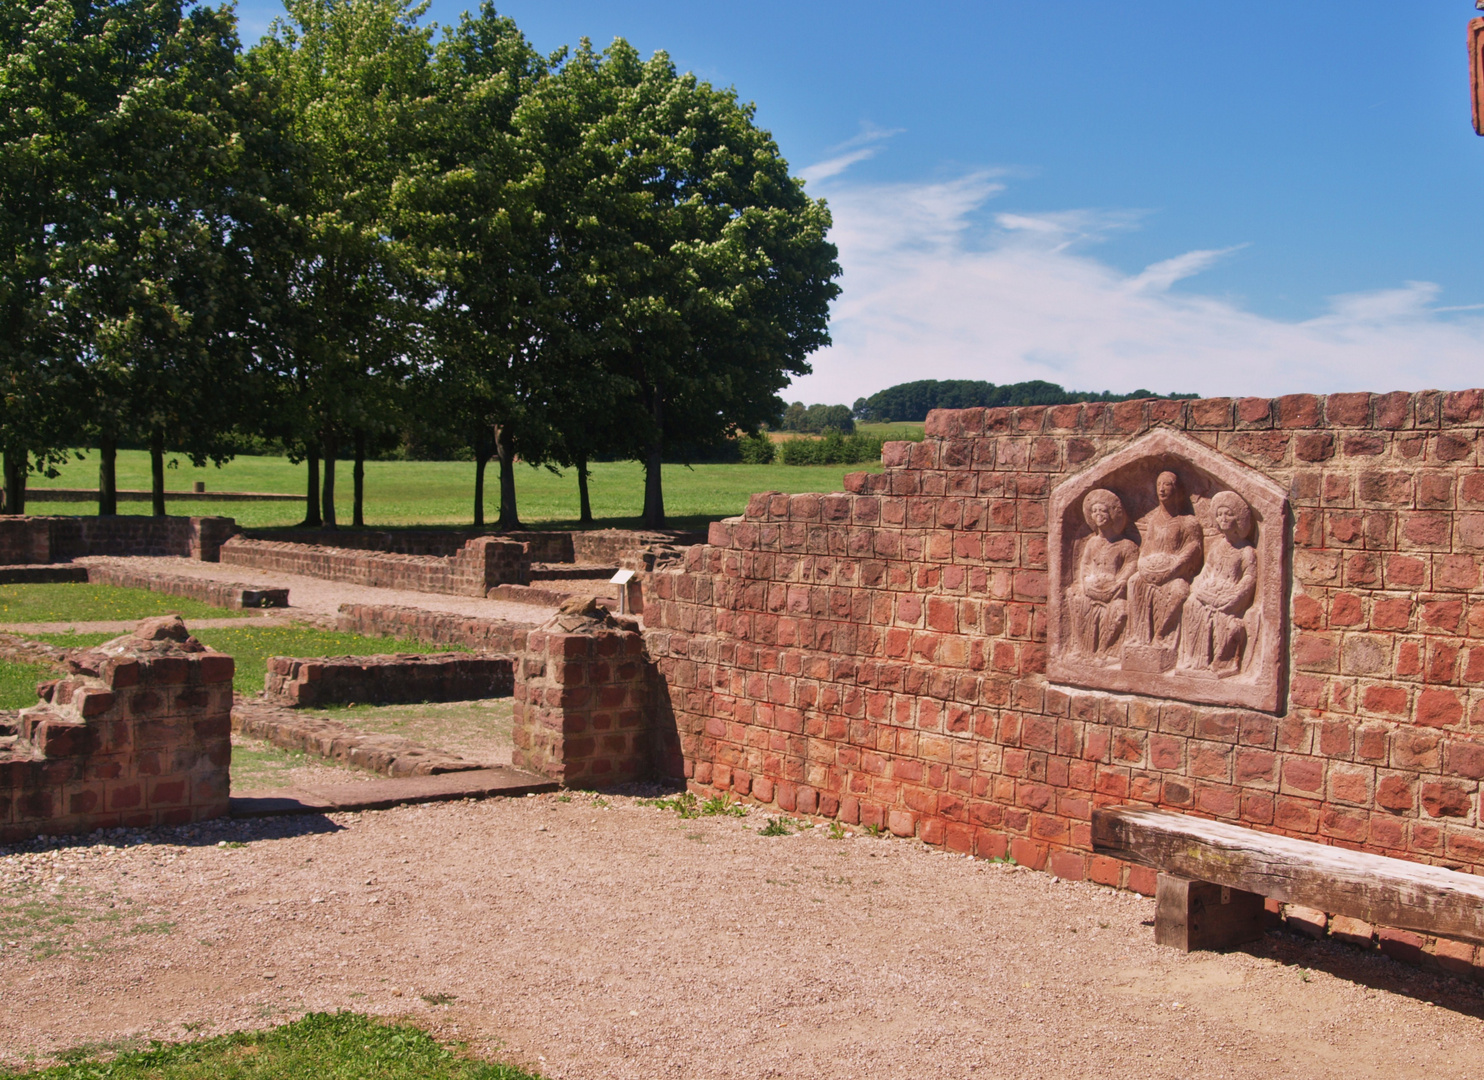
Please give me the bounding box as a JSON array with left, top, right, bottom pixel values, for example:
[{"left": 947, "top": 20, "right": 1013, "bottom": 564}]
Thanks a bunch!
[{"left": 1092, "top": 806, "right": 1484, "bottom": 944}]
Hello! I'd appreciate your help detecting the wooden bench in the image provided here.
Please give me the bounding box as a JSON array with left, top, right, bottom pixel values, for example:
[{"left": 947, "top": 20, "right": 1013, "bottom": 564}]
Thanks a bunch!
[{"left": 1092, "top": 806, "right": 1484, "bottom": 952}]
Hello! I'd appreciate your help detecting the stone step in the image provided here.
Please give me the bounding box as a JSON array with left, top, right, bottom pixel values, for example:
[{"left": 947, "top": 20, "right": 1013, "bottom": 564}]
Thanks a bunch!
[
  {"left": 528, "top": 563, "right": 619, "bottom": 581},
  {"left": 229, "top": 766, "right": 557, "bottom": 816}
]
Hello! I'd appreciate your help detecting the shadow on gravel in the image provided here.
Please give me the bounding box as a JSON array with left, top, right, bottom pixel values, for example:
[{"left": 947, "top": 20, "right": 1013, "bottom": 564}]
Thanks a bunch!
[
  {"left": 1239, "top": 929, "right": 1484, "bottom": 1018},
  {"left": 0, "top": 812, "right": 344, "bottom": 858}
]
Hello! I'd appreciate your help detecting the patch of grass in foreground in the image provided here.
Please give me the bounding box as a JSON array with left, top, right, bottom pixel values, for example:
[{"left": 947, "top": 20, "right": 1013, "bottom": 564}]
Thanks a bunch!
[
  {"left": 0, "top": 1011, "right": 541, "bottom": 1079},
  {"left": 0, "top": 583, "right": 245, "bottom": 626},
  {"left": 0, "top": 658, "right": 60, "bottom": 709},
  {"left": 30, "top": 627, "right": 464, "bottom": 696}
]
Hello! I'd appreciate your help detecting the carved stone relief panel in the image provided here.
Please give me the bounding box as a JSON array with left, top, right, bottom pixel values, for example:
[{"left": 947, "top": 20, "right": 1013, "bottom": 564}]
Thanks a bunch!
[{"left": 1046, "top": 429, "right": 1288, "bottom": 712}]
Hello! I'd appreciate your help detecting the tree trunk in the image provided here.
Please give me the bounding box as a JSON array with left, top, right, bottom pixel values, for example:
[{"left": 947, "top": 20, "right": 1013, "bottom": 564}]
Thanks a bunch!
[
  {"left": 3, "top": 449, "right": 26, "bottom": 514},
  {"left": 473, "top": 439, "right": 492, "bottom": 528},
  {"left": 300, "top": 449, "right": 321, "bottom": 528},
  {"left": 577, "top": 453, "right": 593, "bottom": 525},
  {"left": 149, "top": 430, "right": 166, "bottom": 517},
  {"left": 641, "top": 393, "right": 665, "bottom": 529},
  {"left": 494, "top": 423, "right": 521, "bottom": 531},
  {"left": 352, "top": 429, "right": 366, "bottom": 528},
  {"left": 98, "top": 437, "right": 118, "bottom": 517},
  {"left": 321, "top": 426, "right": 337, "bottom": 529}
]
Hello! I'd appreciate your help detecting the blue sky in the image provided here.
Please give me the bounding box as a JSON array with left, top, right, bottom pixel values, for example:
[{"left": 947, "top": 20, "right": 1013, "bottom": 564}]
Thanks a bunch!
[{"left": 235, "top": 0, "right": 1484, "bottom": 401}]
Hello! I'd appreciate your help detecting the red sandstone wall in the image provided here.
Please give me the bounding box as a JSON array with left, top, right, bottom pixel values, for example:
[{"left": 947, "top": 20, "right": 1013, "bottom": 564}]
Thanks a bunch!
[
  {"left": 643, "top": 390, "right": 1484, "bottom": 888},
  {"left": 513, "top": 618, "right": 661, "bottom": 786},
  {"left": 335, "top": 603, "right": 534, "bottom": 653},
  {"left": 0, "top": 621, "right": 233, "bottom": 841},
  {"left": 263, "top": 653, "right": 514, "bottom": 707},
  {"left": 220, "top": 536, "right": 528, "bottom": 596},
  {"left": 0, "top": 515, "right": 236, "bottom": 564}
]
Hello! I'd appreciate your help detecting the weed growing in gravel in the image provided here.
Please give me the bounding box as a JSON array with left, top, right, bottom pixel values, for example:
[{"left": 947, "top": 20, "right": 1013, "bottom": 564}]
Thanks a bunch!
[
  {"left": 827, "top": 821, "right": 847, "bottom": 840},
  {"left": 700, "top": 794, "right": 746, "bottom": 817},
  {"left": 421, "top": 993, "right": 458, "bottom": 1006},
  {"left": 861, "top": 823, "right": 885, "bottom": 838},
  {"left": 0, "top": 882, "right": 156, "bottom": 961},
  {"left": 0, "top": 1011, "right": 541, "bottom": 1079},
  {"left": 986, "top": 853, "right": 1018, "bottom": 865},
  {"left": 758, "top": 817, "right": 792, "bottom": 836}
]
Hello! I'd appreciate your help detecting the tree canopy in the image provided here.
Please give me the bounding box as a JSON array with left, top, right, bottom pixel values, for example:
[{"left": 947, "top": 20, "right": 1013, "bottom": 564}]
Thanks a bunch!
[
  {"left": 0, "top": 0, "right": 842, "bottom": 528},
  {"left": 851, "top": 379, "right": 1197, "bottom": 424}
]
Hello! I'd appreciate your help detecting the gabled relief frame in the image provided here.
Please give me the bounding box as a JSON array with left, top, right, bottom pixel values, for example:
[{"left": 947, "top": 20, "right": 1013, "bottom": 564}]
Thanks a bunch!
[{"left": 1046, "top": 429, "right": 1289, "bottom": 713}]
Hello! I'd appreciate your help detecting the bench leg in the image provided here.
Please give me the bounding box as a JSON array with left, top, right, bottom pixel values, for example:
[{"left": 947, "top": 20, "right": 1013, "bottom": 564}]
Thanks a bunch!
[{"left": 1154, "top": 873, "right": 1266, "bottom": 952}]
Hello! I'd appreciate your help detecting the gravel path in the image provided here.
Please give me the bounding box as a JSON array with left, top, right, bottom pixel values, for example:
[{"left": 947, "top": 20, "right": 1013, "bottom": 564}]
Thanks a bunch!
[
  {"left": 74, "top": 556, "right": 557, "bottom": 625},
  {"left": 3, "top": 795, "right": 1482, "bottom": 1079}
]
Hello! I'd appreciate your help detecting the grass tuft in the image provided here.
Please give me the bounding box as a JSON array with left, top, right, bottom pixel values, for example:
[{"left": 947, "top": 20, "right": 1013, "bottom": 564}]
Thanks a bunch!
[{"left": 0, "top": 1011, "right": 541, "bottom": 1079}]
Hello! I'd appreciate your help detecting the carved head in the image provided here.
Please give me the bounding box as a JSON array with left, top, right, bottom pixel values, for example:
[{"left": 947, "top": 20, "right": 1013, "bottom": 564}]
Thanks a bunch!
[
  {"left": 1211, "top": 490, "right": 1253, "bottom": 540},
  {"left": 1155, "top": 471, "right": 1183, "bottom": 509},
  {"left": 1081, "top": 488, "right": 1127, "bottom": 534}
]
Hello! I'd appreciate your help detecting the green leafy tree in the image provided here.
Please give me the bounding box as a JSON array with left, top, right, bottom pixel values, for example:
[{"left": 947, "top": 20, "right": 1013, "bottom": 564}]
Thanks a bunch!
[
  {"left": 399, "top": 2, "right": 551, "bottom": 530},
  {"left": 249, "top": 0, "right": 434, "bottom": 529},
  {"left": 525, "top": 40, "right": 840, "bottom": 528},
  {"left": 58, "top": 0, "right": 280, "bottom": 516},
  {"left": 0, "top": 0, "right": 118, "bottom": 512}
]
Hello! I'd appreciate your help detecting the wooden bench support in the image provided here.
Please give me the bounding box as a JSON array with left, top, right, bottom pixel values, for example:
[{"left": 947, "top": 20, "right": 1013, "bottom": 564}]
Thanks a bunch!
[
  {"left": 1155, "top": 874, "right": 1266, "bottom": 952},
  {"left": 1093, "top": 806, "right": 1484, "bottom": 948}
]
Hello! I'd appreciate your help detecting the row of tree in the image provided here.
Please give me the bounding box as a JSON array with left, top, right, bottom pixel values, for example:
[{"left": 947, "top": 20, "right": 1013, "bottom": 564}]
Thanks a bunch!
[
  {"left": 850, "top": 379, "right": 1195, "bottom": 423},
  {"left": 0, "top": 0, "right": 841, "bottom": 528}
]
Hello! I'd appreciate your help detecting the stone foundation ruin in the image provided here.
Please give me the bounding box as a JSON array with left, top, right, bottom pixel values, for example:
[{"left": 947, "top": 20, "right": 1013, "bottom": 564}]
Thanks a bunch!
[{"left": 0, "top": 616, "right": 232, "bottom": 841}]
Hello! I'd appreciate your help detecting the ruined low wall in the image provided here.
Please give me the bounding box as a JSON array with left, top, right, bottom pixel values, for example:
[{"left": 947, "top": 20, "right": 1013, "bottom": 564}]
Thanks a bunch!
[
  {"left": 336, "top": 604, "right": 535, "bottom": 654},
  {"left": 241, "top": 527, "right": 705, "bottom": 566},
  {"left": 86, "top": 564, "right": 287, "bottom": 609},
  {"left": 641, "top": 389, "right": 1484, "bottom": 891},
  {"left": 0, "top": 516, "right": 236, "bottom": 564},
  {"left": 220, "top": 536, "right": 528, "bottom": 596},
  {"left": 263, "top": 653, "right": 514, "bottom": 707},
  {"left": 0, "top": 617, "right": 232, "bottom": 841},
  {"left": 512, "top": 607, "right": 671, "bottom": 787}
]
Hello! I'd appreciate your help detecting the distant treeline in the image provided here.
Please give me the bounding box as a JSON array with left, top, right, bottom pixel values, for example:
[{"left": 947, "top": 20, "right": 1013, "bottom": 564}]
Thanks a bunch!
[
  {"left": 778, "top": 402, "right": 855, "bottom": 435},
  {"left": 851, "top": 380, "right": 1197, "bottom": 423}
]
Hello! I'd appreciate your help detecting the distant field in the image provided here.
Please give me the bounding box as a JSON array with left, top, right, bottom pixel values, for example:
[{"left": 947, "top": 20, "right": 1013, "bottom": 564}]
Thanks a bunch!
[
  {"left": 855, "top": 421, "right": 926, "bottom": 438},
  {"left": 23, "top": 451, "right": 886, "bottom": 530}
]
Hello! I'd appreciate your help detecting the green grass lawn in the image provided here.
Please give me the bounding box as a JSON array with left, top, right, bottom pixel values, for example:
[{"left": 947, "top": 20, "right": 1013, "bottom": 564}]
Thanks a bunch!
[
  {"left": 27, "top": 626, "right": 465, "bottom": 697},
  {"left": 24, "top": 450, "right": 884, "bottom": 529},
  {"left": 0, "top": 584, "right": 246, "bottom": 626},
  {"left": 855, "top": 421, "right": 926, "bottom": 439},
  {"left": 0, "top": 1012, "right": 540, "bottom": 1079},
  {"left": 0, "top": 658, "right": 58, "bottom": 710}
]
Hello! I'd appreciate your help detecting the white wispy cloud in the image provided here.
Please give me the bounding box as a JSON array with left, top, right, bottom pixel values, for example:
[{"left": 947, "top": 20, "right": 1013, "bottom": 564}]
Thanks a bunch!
[
  {"left": 791, "top": 158, "right": 1484, "bottom": 403},
  {"left": 798, "top": 125, "right": 905, "bottom": 186}
]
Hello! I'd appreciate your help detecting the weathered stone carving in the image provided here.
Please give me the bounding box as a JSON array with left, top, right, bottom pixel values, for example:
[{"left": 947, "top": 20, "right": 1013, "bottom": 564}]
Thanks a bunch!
[
  {"left": 1066, "top": 489, "right": 1138, "bottom": 660},
  {"left": 1047, "top": 429, "right": 1288, "bottom": 712}
]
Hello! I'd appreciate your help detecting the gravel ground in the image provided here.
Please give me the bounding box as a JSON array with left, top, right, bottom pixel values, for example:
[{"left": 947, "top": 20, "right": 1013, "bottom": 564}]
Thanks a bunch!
[
  {"left": 2, "top": 794, "right": 1483, "bottom": 1079},
  {"left": 74, "top": 556, "right": 557, "bottom": 625}
]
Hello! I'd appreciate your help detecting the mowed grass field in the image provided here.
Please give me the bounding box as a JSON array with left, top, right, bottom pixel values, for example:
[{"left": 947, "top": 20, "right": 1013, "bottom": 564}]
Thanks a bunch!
[{"left": 24, "top": 450, "right": 889, "bottom": 529}]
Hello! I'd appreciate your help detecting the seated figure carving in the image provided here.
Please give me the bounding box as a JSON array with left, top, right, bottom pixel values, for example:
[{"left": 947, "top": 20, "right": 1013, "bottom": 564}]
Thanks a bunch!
[
  {"left": 1178, "top": 490, "right": 1258, "bottom": 677},
  {"left": 1067, "top": 489, "right": 1139, "bottom": 661},
  {"left": 1124, "top": 471, "right": 1204, "bottom": 672}
]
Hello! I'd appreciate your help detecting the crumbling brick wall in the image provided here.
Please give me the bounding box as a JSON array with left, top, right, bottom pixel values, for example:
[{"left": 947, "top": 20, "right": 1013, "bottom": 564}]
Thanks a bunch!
[
  {"left": 263, "top": 653, "right": 514, "bottom": 707},
  {"left": 220, "top": 535, "right": 529, "bottom": 596},
  {"left": 335, "top": 604, "right": 534, "bottom": 653},
  {"left": 512, "top": 606, "right": 663, "bottom": 786},
  {"left": 0, "top": 515, "right": 236, "bottom": 564},
  {"left": 643, "top": 390, "right": 1484, "bottom": 888},
  {"left": 0, "top": 616, "right": 232, "bottom": 841},
  {"left": 86, "top": 564, "right": 287, "bottom": 609}
]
